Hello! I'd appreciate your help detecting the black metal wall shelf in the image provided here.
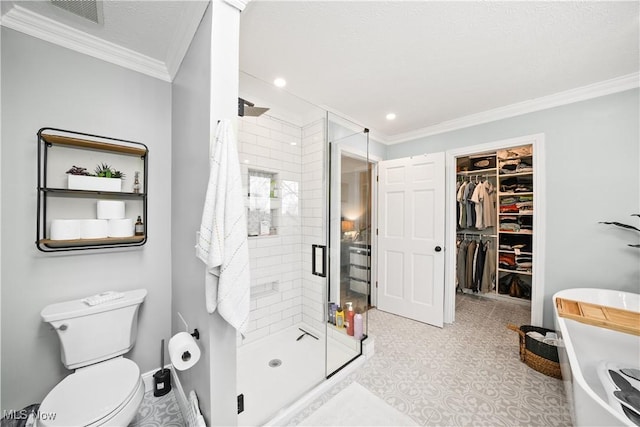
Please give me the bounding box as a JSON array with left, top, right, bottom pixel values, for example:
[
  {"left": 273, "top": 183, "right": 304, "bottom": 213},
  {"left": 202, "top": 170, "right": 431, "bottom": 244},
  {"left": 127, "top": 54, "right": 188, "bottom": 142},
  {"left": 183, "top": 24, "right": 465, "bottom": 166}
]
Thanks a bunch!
[
  {"left": 36, "top": 127, "right": 149, "bottom": 252},
  {"left": 41, "top": 188, "right": 146, "bottom": 199}
]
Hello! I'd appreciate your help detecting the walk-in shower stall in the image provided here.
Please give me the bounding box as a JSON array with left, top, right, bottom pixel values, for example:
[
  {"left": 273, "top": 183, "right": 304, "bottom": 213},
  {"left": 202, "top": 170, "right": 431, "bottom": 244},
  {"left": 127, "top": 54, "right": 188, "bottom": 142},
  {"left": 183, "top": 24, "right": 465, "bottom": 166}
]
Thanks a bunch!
[{"left": 236, "top": 72, "right": 371, "bottom": 425}]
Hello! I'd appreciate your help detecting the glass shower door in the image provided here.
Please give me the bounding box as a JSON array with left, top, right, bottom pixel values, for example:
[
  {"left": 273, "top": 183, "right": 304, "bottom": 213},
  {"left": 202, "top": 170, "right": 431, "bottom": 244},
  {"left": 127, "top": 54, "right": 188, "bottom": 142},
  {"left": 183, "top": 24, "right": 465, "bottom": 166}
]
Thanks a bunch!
[
  {"left": 327, "top": 114, "right": 371, "bottom": 376},
  {"left": 237, "top": 71, "right": 328, "bottom": 426}
]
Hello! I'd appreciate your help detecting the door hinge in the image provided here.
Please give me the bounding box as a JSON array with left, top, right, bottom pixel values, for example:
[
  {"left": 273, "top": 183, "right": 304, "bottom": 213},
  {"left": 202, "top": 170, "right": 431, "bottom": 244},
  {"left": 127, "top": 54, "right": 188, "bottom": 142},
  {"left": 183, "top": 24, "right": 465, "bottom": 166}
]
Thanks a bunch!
[
  {"left": 376, "top": 175, "right": 379, "bottom": 182},
  {"left": 376, "top": 281, "right": 378, "bottom": 288},
  {"left": 376, "top": 228, "right": 378, "bottom": 236},
  {"left": 237, "top": 394, "right": 244, "bottom": 414}
]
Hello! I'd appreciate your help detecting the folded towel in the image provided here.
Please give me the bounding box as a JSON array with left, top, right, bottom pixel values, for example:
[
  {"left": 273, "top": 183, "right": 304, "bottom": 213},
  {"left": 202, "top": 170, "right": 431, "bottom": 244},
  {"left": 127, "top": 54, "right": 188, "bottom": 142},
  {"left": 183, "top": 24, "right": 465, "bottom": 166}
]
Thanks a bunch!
[
  {"left": 189, "top": 390, "right": 207, "bottom": 427},
  {"left": 196, "top": 120, "right": 250, "bottom": 335}
]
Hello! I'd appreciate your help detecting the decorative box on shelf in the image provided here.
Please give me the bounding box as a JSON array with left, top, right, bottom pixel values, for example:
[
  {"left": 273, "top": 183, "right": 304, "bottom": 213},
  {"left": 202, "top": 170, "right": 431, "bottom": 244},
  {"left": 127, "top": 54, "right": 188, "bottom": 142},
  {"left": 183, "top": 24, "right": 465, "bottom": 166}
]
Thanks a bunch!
[{"left": 67, "top": 175, "right": 122, "bottom": 192}]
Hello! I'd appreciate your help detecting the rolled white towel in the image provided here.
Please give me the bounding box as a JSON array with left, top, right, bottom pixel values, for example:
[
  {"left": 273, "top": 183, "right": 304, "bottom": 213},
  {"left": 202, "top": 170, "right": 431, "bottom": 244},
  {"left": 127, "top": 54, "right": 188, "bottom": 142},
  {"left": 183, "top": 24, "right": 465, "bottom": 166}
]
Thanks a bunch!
[{"left": 526, "top": 331, "right": 545, "bottom": 341}]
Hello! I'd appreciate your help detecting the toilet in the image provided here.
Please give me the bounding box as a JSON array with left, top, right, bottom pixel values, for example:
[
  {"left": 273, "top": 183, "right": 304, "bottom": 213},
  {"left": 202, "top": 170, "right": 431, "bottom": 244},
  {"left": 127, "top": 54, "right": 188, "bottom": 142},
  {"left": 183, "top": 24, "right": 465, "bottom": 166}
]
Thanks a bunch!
[{"left": 38, "top": 289, "right": 147, "bottom": 427}]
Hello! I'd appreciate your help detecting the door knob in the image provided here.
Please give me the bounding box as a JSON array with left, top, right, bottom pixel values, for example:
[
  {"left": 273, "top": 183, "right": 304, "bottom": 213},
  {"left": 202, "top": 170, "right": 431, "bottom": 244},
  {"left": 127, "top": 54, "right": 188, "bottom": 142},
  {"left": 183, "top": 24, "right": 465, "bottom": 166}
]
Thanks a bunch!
[{"left": 435, "top": 246, "right": 442, "bottom": 252}]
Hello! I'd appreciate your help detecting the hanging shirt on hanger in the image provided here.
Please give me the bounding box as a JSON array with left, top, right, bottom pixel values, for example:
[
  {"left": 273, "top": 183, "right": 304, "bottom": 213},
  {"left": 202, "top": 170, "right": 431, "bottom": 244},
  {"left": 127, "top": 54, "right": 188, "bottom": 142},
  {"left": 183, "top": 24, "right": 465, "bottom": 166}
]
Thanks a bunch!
[
  {"left": 473, "top": 239, "right": 486, "bottom": 292},
  {"left": 456, "top": 238, "right": 469, "bottom": 289},
  {"left": 457, "top": 181, "right": 468, "bottom": 229},
  {"left": 470, "top": 183, "right": 482, "bottom": 229},
  {"left": 465, "top": 239, "right": 477, "bottom": 289},
  {"left": 481, "top": 240, "right": 496, "bottom": 293},
  {"left": 481, "top": 180, "right": 497, "bottom": 228},
  {"left": 464, "top": 182, "right": 476, "bottom": 229}
]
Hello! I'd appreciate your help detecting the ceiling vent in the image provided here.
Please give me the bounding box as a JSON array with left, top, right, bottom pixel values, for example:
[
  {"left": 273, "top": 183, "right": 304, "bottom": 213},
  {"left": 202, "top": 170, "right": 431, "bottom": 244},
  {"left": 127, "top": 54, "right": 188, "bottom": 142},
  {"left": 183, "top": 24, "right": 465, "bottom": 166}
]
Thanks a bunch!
[{"left": 50, "top": 0, "right": 103, "bottom": 24}]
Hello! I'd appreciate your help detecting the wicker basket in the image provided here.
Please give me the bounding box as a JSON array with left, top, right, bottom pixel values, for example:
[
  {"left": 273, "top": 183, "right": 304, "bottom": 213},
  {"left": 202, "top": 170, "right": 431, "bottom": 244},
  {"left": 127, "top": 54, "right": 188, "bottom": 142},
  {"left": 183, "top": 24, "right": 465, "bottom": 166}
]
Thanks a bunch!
[{"left": 507, "top": 323, "right": 562, "bottom": 379}]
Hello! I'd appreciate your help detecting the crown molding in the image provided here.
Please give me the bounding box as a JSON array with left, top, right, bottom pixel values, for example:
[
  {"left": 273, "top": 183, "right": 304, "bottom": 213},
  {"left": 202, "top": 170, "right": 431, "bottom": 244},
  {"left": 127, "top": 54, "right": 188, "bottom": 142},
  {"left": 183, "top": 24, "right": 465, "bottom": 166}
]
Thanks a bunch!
[
  {"left": 165, "top": 1, "right": 209, "bottom": 80},
  {"left": 384, "top": 72, "right": 640, "bottom": 145},
  {"left": 1, "top": 5, "right": 171, "bottom": 82},
  {"left": 225, "top": 0, "right": 250, "bottom": 12}
]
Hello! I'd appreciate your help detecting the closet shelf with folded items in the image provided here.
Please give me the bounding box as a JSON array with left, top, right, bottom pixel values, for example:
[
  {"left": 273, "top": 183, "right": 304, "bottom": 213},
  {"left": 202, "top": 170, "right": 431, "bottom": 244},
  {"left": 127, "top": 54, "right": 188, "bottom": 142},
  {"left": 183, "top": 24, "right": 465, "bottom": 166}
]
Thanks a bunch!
[{"left": 496, "top": 144, "right": 534, "bottom": 301}]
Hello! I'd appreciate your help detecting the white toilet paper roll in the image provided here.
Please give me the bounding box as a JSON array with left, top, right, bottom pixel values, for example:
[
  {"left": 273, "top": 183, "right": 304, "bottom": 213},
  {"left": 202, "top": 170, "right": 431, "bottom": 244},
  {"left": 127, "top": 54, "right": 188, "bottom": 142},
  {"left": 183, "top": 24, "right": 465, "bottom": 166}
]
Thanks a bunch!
[
  {"left": 107, "top": 219, "right": 134, "bottom": 237},
  {"left": 169, "top": 332, "right": 201, "bottom": 371},
  {"left": 79, "top": 219, "right": 108, "bottom": 239},
  {"left": 50, "top": 219, "right": 81, "bottom": 240},
  {"left": 97, "top": 200, "right": 125, "bottom": 219}
]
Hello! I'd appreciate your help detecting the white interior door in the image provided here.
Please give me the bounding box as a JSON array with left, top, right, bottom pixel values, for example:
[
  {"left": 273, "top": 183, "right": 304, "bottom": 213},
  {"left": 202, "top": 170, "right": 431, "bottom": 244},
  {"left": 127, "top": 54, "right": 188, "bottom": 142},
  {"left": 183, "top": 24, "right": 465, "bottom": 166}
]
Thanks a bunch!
[{"left": 377, "top": 153, "right": 445, "bottom": 327}]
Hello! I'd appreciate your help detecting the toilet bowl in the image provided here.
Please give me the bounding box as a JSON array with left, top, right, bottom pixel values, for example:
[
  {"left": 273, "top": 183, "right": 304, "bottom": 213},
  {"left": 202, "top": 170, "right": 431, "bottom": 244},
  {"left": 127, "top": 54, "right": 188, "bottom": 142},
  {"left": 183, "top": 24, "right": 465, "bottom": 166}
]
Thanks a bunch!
[
  {"left": 39, "top": 289, "right": 147, "bottom": 427},
  {"left": 37, "top": 358, "right": 144, "bottom": 427}
]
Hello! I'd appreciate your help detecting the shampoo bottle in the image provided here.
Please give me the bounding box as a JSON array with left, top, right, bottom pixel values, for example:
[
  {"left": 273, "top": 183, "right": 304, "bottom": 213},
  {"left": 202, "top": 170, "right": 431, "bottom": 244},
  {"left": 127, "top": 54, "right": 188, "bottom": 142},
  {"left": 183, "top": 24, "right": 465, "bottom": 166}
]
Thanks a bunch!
[
  {"left": 346, "top": 302, "right": 355, "bottom": 336},
  {"left": 336, "top": 307, "right": 344, "bottom": 328}
]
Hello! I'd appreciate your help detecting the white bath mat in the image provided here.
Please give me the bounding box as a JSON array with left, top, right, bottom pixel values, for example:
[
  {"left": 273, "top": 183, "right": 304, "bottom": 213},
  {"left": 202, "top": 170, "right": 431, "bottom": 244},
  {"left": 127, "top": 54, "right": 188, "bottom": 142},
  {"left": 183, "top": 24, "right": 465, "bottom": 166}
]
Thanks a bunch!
[{"left": 298, "top": 382, "right": 418, "bottom": 426}]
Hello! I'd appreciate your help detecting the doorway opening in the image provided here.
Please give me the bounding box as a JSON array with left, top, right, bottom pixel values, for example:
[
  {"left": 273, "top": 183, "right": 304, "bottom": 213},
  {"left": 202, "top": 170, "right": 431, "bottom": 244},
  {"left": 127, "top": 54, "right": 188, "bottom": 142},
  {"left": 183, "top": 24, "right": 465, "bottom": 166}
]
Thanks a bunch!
[{"left": 444, "top": 134, "right": 546, "bottom": 326}]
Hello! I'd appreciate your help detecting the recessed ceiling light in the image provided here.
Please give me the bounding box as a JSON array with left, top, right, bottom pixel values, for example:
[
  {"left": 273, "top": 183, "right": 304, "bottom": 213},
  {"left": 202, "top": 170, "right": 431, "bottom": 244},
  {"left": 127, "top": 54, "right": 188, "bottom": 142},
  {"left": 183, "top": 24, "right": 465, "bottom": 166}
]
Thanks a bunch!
[
  {"left": 290, "top": 142, "right": 297, "bottom": 146},
  {"left": 243, "top": 159, "right": 250, "bottom": 164},
  {"left": 386, "top": 113, "right": 396, "bottom": 120},
  {"left": 274, "top": 78, "right": 287, "bottom": 88}
]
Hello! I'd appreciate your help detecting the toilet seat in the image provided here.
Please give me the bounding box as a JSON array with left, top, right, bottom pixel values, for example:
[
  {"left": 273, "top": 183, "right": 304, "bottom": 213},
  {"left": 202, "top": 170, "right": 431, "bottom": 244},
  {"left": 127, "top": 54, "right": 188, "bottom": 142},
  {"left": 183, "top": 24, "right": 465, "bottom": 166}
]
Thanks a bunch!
[{"left": 38, "top": 358, "right": 141, "bottom": 427}]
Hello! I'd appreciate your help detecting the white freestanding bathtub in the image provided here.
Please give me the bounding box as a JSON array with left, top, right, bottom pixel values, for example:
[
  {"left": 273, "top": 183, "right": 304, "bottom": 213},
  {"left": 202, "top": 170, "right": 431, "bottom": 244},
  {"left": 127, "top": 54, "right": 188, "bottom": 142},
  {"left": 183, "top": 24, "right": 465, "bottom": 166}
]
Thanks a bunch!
[{"left": 553, "top": 288, "right": 640, "bottom": 427}]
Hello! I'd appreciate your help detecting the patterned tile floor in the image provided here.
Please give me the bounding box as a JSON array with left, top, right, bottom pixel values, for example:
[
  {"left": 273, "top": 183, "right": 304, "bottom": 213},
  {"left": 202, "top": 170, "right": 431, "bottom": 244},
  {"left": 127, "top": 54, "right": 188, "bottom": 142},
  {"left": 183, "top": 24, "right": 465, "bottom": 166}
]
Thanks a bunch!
[
  {"left": 129, "top": 389, "right": 184, "bottom": 427},
  {"left": 286, "top": 293, "right": 572, "bottom": 426},
  {"left": 129, "top": 293, "right": 571, "bottom": 426}
]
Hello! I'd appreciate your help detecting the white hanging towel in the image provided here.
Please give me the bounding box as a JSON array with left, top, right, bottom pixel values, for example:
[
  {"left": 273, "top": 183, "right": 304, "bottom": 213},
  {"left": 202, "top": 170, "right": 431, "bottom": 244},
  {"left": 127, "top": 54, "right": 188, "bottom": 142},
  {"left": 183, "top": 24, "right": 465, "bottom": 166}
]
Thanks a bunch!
[{"left": 196, "top": 119, "right": 250, "bottom": 335}]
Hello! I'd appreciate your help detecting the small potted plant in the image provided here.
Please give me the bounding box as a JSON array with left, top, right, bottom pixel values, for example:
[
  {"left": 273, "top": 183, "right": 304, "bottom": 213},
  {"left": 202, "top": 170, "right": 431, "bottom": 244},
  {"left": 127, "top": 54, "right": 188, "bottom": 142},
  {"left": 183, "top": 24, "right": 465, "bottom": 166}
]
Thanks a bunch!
[
  {"left": 93, "top": 163, "right": 125, "bottom": 179},
  {"left": 66, "top": 163, "right": 124, "bottom": 192}
]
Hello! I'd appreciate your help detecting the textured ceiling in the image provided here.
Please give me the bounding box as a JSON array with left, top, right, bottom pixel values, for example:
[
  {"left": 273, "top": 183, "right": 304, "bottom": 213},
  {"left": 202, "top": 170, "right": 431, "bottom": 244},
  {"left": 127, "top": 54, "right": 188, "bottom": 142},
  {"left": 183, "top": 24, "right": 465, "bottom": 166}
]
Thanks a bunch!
[
  {"left": 2, "top": 1, "right": 637, "bottom": 143},
  {"left": 240, "top": 1, "right": 639, "bottom": 142}
]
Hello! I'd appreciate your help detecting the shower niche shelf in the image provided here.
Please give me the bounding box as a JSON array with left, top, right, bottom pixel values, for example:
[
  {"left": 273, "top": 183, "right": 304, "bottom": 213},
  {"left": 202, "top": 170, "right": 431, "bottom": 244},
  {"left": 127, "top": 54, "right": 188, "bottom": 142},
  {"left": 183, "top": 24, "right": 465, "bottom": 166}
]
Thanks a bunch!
[
  {"left": 36, "top": 127, "right": 148, "bottom": 252},
  {"left": 246, "top": 169, "right": 280, "bottom": 237}
]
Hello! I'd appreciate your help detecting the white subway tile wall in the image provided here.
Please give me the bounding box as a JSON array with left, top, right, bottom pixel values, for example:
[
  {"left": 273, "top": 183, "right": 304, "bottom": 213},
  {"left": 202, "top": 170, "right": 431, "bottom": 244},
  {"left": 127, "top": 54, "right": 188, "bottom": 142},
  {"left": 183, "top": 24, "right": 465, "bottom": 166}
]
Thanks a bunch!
[
  {"left": 238, "top": 115, "right": 326, "bottom": 345},
  {"left": 301, "top": 119, "right": 327, "bottom": 335}
]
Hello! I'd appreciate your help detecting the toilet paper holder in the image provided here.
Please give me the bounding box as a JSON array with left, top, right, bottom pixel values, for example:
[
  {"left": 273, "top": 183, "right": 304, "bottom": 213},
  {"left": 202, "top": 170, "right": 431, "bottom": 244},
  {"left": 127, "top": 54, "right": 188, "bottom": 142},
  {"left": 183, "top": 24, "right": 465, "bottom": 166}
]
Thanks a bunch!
[
  {"left": 180, "top": 329, "right": 200, "bottom": 362},
  {"left": 169, "top": 329, "right": 201, "bottom": 371}
]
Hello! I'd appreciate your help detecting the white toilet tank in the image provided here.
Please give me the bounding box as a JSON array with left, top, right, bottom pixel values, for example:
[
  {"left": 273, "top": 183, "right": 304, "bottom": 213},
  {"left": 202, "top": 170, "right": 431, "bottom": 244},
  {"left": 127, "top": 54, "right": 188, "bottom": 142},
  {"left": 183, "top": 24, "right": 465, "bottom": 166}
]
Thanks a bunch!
[{"left": 41, "top": 289, "right": 147, "bottom": 370}]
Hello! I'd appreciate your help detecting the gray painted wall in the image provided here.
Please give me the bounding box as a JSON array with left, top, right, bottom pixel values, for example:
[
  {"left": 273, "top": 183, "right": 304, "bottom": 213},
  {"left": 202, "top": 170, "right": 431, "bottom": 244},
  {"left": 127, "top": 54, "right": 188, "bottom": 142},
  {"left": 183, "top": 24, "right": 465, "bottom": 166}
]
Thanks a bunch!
[
  {"left": 171, "top": 2, "right": 241, "bottom": 424},
  {"left": 170, "top": 4, "right": 213, "bottom": 423},
  {"left": 387, "top": 89, "right": 640, "bottom": 327},
  {"left": 328, "top": 117, "right": 388, "bottom": 160},
  {"left": 0, "top": 28, "right": 173, "bottom": 411}
]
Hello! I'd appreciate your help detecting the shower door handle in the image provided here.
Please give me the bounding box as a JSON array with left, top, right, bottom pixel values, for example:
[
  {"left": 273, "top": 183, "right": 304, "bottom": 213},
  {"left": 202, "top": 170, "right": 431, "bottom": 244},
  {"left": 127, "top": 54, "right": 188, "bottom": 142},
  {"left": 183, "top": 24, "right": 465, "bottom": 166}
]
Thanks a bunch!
[{"left": 312, "top": 244, "right": 326, "bottom": 277}]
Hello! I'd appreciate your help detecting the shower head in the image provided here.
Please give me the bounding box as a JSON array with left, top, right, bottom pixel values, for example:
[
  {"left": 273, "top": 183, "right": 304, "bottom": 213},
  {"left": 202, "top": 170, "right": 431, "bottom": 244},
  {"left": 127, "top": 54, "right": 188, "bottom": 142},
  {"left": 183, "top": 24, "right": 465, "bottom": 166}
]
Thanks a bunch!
[{"left": 238, "top": 98, "right": 270, "bottom": 117}]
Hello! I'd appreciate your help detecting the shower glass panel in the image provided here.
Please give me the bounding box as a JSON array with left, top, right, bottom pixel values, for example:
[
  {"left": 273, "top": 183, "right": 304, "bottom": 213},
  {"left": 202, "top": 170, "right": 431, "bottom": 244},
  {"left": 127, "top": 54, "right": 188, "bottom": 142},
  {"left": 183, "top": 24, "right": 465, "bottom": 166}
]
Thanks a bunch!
[
  {"left": 237, "top": 72, "right": 329, "bottom": 426},
  {"left": 327, "top": 113, "right": 371, "bottom": 377}
]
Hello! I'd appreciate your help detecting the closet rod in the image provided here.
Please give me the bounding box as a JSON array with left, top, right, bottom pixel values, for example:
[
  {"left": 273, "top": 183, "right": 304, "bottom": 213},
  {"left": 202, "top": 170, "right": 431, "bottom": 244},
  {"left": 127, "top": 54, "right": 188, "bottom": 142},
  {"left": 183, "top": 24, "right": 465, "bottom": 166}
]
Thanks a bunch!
[
  {"left": 458, "top": 174, "right": 494, "bottom": 183},
  {"left": 457, "top": 232, "right": 497, "bottom": 238},
  {"left": 457, "top": 170, "right": 496, "bottom": 177}
]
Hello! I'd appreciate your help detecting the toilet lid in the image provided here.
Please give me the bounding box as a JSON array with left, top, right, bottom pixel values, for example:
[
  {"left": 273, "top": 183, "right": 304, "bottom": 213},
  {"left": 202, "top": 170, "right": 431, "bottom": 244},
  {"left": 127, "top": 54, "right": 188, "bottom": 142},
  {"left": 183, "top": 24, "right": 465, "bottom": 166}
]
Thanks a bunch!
[{"left": 39, "top": 358, "right": 140, "bottom": 427}]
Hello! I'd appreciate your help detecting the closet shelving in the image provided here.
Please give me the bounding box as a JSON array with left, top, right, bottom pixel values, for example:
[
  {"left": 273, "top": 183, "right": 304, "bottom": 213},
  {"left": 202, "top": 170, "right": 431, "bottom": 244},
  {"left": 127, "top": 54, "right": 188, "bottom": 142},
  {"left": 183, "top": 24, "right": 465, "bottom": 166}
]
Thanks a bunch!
[
  {"left": 496, "top": 146, "right": 534, "bottom": 301},
  {"left": 456, "top": 145, "right": 534, "bottom": 304},
  {"left": 36, "top": 128, "right": 148, "bottom": 252}
]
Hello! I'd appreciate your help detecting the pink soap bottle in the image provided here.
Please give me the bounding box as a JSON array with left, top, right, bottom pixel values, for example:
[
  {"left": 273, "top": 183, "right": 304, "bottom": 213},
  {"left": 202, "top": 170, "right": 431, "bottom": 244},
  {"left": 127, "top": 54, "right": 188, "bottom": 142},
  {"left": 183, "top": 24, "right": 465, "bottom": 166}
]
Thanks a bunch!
[{"left": 354, "top": 311, "right": 364, "bottom": 339}]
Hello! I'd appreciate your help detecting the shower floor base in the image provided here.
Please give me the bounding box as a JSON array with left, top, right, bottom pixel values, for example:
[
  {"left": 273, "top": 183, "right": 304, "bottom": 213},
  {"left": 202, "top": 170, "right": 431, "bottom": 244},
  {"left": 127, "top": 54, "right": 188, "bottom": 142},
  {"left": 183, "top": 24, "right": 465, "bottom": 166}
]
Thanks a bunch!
[{"left": 237, "top": 323, "right": 357, "bottom": 426}]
